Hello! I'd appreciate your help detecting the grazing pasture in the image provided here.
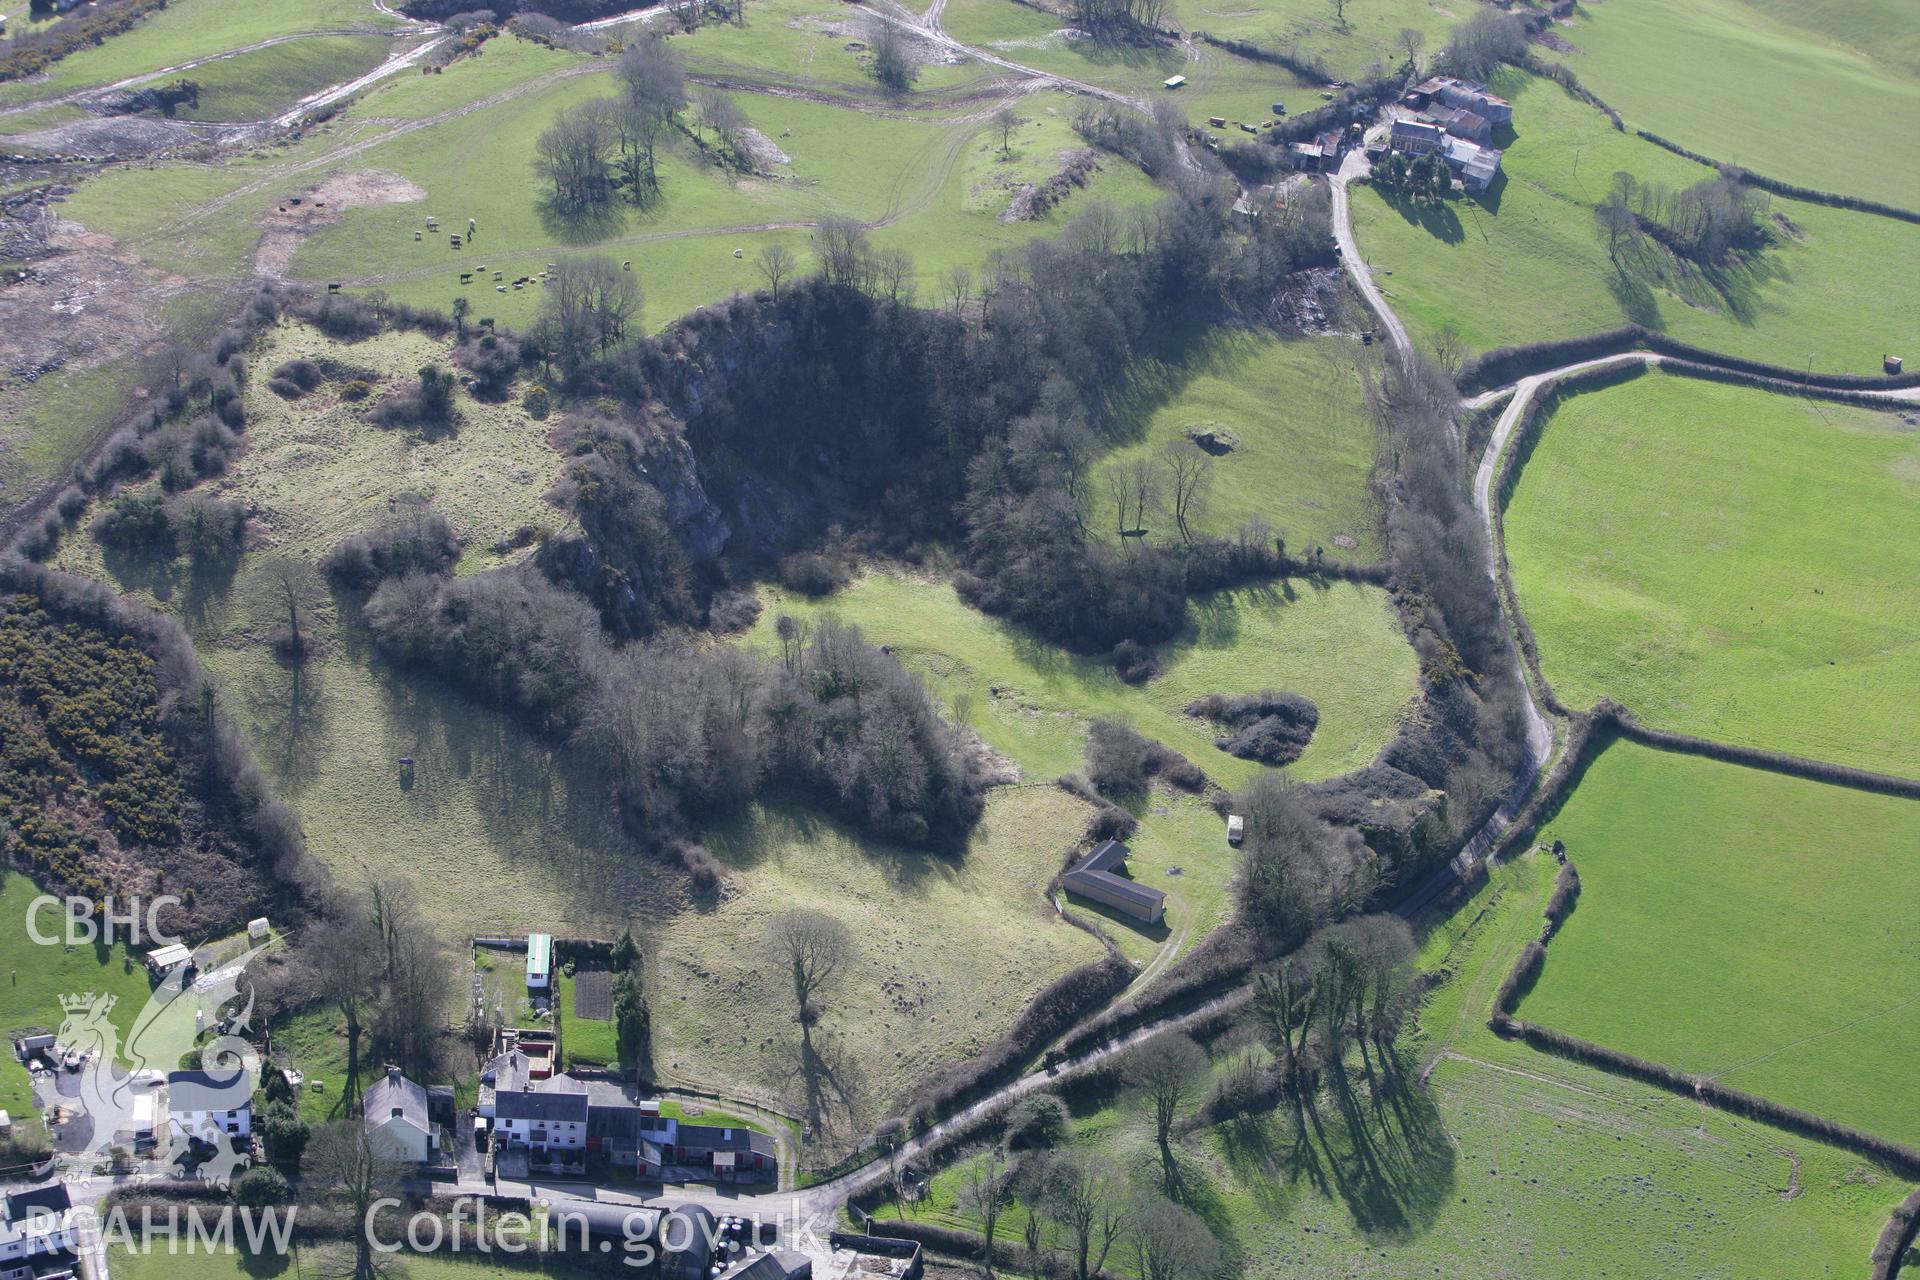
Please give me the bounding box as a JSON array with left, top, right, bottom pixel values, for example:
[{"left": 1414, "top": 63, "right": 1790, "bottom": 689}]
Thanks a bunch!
[
  {"left": 1503, "top": 370, "right": 1920, "bottom": 778},
  {"left": 871, "top": 849, "right": 1908, "bottom": 1278},
  {"left": 1347, "top": 68, "right": 1920, "bottom": 374},
  {"left": 1542, "top": 0, "right": 1920, "bottom": 211},
  {"left": 1516, "top": 742, "right": 1920, "bottom": 1147},
  {"left": 747, "top": 572, "right": 1419, "bottom": 787},
  {"left": 674, "top": 788, "right": 1102, "bottom": 1133},
  {"left": 936, "top": 0, "right": 1317, "bottom": 127}
]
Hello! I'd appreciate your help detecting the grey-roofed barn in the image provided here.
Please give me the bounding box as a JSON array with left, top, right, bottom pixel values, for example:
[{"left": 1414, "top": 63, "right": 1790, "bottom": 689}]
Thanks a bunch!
[{"left": 1062, "top": 840, "right": 1166, "bottom": 923}]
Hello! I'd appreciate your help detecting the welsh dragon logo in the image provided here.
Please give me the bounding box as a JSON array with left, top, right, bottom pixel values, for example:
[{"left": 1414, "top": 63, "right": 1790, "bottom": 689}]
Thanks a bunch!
[{"left": 51, "top": 943, "right": 272, "bottom": 1191}]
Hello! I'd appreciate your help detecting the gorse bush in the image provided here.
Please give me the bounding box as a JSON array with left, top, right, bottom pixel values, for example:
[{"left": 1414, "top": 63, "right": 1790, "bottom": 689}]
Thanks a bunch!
[
  {"left": 1187, "top": 689, "right": 1319, "bottom": 766},
  {"left": 0, "top": 563, "right": 303, "bottom": 936}
]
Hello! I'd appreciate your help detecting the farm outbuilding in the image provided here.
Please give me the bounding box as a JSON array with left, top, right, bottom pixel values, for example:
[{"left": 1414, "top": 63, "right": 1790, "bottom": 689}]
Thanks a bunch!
[
  {"left": 1163, "top": 74, "right": 1186, "bottom": 89},
  {"left": 526, "top": 933, "right": 553, "bottom": 990},
  {"left": 144, "top": 943, "right": 192, "bottom": 976},
  {"left": 1062, "top": 840, "right": 1166, "bottom": 924}
]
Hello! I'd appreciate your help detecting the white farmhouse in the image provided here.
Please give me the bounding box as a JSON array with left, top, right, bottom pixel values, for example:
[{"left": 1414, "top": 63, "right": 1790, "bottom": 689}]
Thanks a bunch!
[
  {"left": 362, "top": 1067, "right": 439, "bottom": 1164},
  {"left": 493, "top": 1080, "right": 588, "bottom": 1155},
  {"left": 166, "top": 1069, "right": 252, "bottom": 1147},
  {"left": 0, "top": 1184, "right": 80, "bottom": 1280}
]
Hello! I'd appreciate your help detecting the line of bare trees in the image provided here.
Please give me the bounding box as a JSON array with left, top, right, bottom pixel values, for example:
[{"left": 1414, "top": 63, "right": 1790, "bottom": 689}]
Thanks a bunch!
[
  {"left": 300, "top": 881, "right": 459, "bottom": 1094},
  {"left": 533, "top": 34, "right": 689, "bottom": 209},
  {"left": 1254, "top": 913, "right": 1416, "bottom": 1094}
]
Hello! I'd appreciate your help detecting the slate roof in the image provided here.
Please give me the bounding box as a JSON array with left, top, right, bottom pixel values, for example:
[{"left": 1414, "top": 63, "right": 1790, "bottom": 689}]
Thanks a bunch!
[
  {"left": 166, "top": 1070, "right": 250, "bottom": 1113},
  {"left": 495, "top": 1082, "right": 588, "bottom": 1124},
  {"left": 1063, "top": 840, "right": 1167, "bottom": 916},
  {"left": 678, "top": 1123, "right": 778, "bottom": 1157},
  {"left": 363, "top": 1069, "right": 429, "bottom": 1134},
  {"left": 5, "top": 1185, "right": 71, "bottom": 1224}
]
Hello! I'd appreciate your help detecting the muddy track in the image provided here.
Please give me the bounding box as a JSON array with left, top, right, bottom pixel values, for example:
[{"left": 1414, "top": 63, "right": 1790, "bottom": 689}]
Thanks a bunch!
[{"left": 0, "top": 28, "right": 402, "bottom": 119}]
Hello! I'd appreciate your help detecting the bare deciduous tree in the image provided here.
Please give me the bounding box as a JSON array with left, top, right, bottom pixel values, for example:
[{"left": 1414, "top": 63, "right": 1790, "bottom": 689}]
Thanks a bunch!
[
  {"left": 1044, "top": 1154, "right": 1126, "bottom": 1280},
  {"left": 814, "top": 219, "right": 872, "bottom": 291},
  {"left": 303, "top": 1121, "right": 407, "bottom": 1280},
  {"left": 535, "top": 256, "right": 642, "bottom": 370},
  {"left": 870, "top": 18, "right": 918, "bottom": 91},
  {"left": 956, "top": 1149, "right": 1010, "bottom": 1275},
  {"left": 257, "top": 555, "right": 327, "bottom": 661},
  {"left": 764, "top": 909, "right": 854, "bottom": 1024},
  {"left": 1104, "top": 458, "right": 1156, "bottom": 547},
  {"left": 757, "top": 243, "right": 796, "bottom": 300},
  {"left": 1122, "top": 1032, "right": 1209, "bottom": 1153},
  {"left": 1395, "top": 26, "right": 1425, "bottom": 70},
  {"left": 1158, "top": 443, "right": 1213, "bottom": 545},
  {"left": 307, "top": 910, "right": 380, "bottom": 1096},
  {"left": 534, "top": 101, "right": 615, "bottom": 207},
  {"left": 696, "top": 87, "right": 749, "bottom": 164},
  {"left": 992, "top": 105, "right": 1024, "bottom": 157},
  {"left": 941, "top": 264, "right": 973, "bottom": 315},
  {"left": 1128, "top": 1192, "right": 1221, "bottom": 1280}
]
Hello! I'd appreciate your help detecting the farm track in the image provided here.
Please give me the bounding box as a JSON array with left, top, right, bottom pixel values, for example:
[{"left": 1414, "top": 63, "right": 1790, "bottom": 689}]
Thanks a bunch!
[{"left": 0, "top": 27, "right": 417, "bottom": 121}]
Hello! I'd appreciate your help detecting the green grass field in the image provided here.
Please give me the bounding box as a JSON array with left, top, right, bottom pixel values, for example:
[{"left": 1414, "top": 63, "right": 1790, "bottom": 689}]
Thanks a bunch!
[
  {"left": 673, "top": 788, "right": 1102, "bottom": 1128},
  {"left": 0, "top": 287, "right": 232, "bottom": 514},
  {"left": 1516, "top": 741, "right": 1920, "bottom": 1147},
  {"left": 1542, "top": 0, "right": 1920, "bottom": 211},
  {"left": 1734, "top": 0, "right": 1920, "bottom": 79},
  {"left": 1096, "top": 331, "right": 1382, "bottom": 559},
  {"left": 1503, "top": 369, "right": 1920, "bottom": 777},
  {"left": 747, "top": 571, "right": 1418, "bottom": 788},
  {"left": 1347, "top": 68, "right": 1920, "bottom": 375},
  {"left": 0, "top": 873, "right": 158, "bottom": 1150},
  {"left": 266, "top": 1006, "right": 353, "bottom": 1126},
  {"left": 674, "top": 0, "right": 999, "bottom": 95},
  {"left": 108, "top": 1244, "right": 604, "bottom": 1280},
  {"left": 874, "top": 848, "right": 1910, "bottom": 1277},
  {"left": 745, "top": 570, "right": 1416, "bottom": 965},
  {"left": 938, "top": 0, "right": 1317, "bottom": 127},
  {"left": 1168, "top": 0, "right": 1457, "bottom": 81}
]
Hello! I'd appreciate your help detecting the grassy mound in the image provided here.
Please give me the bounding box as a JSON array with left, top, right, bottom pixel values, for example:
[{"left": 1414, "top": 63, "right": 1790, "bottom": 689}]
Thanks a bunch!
[
  {"left": 1516, "top": 741, "right": 1920, "bottom": 1147},
  {"left": 1504, "top": 370, "right": 1920, "bottom": 777}
]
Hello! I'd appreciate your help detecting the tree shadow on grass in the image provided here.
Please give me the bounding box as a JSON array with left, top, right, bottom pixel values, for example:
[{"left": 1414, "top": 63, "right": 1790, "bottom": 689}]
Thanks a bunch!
[
  {"left": 773, "top": 1022, "right": 869, "bottom": 1153},
  {"left": 535, "top": 193, "right": 627, "bottom": 246},
  {"left": 1303, "top": 1059, "right": 1456, "bottom": 1242},
  {"left": 100, "top": 539, "right": 183, "bottom": 606},
  {"left": 1378, "top": 190, "right": 1464, "bottom": 245},
  {"left": 1606, "top": 260, "right": 1665, "bottom": 329}
]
